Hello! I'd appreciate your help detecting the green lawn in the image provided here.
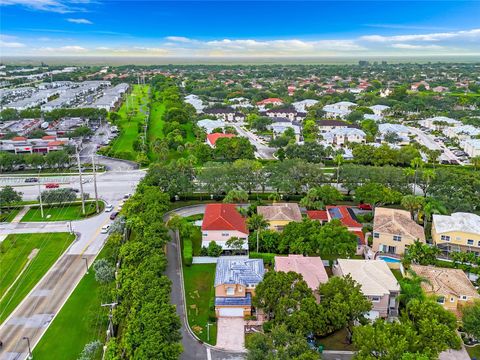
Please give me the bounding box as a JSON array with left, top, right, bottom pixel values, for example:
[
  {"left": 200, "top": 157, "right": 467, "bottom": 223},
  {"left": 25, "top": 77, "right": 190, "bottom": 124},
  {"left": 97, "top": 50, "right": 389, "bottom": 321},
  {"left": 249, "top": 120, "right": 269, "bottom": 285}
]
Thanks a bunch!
[
  {"left": 32, "top": 241, "right": 114, "bottom": 360},
  {"left": 0, "top": 208, "right": 20, "bottom": 222},
  {"left": 110, "top": 84, "right": 150, "bottom": 161},
  {"left": 391, "top": 269, "right": 403, "bottom": 281},
  {"left": 318, "top": 328, "right": 356, "bottom": 351},
  {"left": 21, "top": 202, "right": 103, "bottom": 222},
  {"left": 183, "top": 263, "right": 217, "bottom": 345},
  {"left": 467, "top": 345, "right": 480, "bottom": 359},
  {"left": 0, "top": 232, "right": 75, "bottom": 323}
]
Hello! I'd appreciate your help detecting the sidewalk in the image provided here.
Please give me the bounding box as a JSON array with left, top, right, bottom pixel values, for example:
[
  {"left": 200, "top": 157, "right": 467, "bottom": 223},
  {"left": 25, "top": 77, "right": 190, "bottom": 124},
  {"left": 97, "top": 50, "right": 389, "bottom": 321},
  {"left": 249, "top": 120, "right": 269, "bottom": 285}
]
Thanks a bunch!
[{"left": 10, "top": 206, "right": 28, "bottom": 224}]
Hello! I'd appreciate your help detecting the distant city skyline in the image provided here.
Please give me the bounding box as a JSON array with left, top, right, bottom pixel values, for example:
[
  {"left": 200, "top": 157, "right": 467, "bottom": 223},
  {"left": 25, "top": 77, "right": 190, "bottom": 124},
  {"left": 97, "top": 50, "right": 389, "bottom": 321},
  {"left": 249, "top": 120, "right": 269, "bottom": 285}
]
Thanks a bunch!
[{"left": 1, "top": 1, "right": 480, "bottom": 58}]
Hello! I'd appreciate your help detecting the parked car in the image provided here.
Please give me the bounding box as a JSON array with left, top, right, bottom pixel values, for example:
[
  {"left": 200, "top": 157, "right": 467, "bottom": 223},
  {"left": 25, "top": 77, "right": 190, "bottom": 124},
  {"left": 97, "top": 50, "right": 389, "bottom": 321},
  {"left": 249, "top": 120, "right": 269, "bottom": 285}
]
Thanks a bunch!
[
  {"left": 105, "top": 204, "right": 114, "bottom": 212},
  {"left": 101, "top": 224, "right": 111, "bottom": 234},
  {"left": 123, "top": 193, "right": 132, "bottom": 199},
  {"left": 69, "top": 188, "right": 80, "bottom": 193},
  {"left": 24, "top": 177, "right": 38, "bottom": 183},
  {"left": 45, "top": 183, "right": 59, "bottom": 189},
  {"left": 358, "top": 203, "right": 372, "bottom": 211},
  {"left": 110, "top": 211, "right": 119, "bottom": 220}
]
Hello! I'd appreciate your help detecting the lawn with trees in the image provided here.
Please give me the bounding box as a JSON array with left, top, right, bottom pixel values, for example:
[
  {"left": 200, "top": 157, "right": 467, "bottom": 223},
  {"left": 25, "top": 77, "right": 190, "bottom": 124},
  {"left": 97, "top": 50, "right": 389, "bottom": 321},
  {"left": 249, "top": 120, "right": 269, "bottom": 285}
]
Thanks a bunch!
[
  {"left": 108, "top": 84, "right": 150, "bottom": 161},
  {"left": 21, "top": 201, "right": 104, "bottom": 222},
  {"left": 0, "top": 232, "right": 75, "bottom": 322}
]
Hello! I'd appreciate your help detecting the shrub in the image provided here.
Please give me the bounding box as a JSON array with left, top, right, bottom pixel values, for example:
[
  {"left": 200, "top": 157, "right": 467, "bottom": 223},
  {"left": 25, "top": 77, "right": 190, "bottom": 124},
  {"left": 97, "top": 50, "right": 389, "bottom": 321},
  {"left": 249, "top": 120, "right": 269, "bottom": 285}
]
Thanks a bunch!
[
  {"left": 249, "top": 252, "right": 277, "bottom": 266},
  {"left": 183, "top": 239, "right": 193, "bottom": 266}
]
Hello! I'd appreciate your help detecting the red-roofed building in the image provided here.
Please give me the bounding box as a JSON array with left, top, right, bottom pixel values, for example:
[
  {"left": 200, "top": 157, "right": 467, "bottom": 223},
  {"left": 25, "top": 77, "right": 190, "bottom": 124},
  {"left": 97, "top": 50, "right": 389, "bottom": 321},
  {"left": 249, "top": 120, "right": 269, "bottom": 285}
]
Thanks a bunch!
[
  {"left": 206, "top": 133, "right": 236, "bottom": 148},
  {"left": 326, "top": 205, "right": 366, "bottom": 254},
  {"left": 42, "top": 135, "right": 57, "bottom": 140},
  {"left": 11, "top": 136, "right": 27, "bottom": 141},
  {"left": 202, "top": 204, "right": 249, "bottom": 253},
  {"left": 256, "top": 98, "right": 284, "bottom": 106},
  {"left": 307, "top": 210, "right": 328, "bottom": 224}
]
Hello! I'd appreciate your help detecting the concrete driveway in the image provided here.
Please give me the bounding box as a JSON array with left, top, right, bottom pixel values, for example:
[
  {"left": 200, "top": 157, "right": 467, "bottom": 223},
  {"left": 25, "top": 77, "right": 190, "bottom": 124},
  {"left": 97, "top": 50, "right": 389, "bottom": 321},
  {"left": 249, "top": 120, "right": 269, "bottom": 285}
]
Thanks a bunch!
[{"left": 216, "top": 317, "right": 245, "bottom": 352}]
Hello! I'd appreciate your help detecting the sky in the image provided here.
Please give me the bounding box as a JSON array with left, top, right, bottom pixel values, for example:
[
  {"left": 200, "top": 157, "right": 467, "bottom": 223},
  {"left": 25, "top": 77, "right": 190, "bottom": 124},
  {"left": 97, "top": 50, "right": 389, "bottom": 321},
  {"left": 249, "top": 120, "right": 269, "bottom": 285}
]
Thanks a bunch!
[{"left": 1, "top": 0, "right": 480, "bottom": 58}]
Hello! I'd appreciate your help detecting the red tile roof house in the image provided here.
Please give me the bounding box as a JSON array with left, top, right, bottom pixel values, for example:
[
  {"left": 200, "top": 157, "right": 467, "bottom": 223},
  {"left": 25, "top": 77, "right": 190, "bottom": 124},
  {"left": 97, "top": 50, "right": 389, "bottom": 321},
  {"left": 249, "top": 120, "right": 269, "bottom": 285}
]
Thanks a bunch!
[
  {"left": 306, "top": 210, "right": 329, "bottom": 224},
  {"left": 274, "top": 255, "right": 328, "bottom": 302},
  {"left": 256, "top": 98, "right": 284, "bottom": 106},
  {"left": 326, "top": 205, "right": 366, "bottom": 255},
  {"left": 201, "top": 204, "right": 249, "bottom": 255},
  {"left": 206, "top": 133, "right": 236, "bottom": 148}
]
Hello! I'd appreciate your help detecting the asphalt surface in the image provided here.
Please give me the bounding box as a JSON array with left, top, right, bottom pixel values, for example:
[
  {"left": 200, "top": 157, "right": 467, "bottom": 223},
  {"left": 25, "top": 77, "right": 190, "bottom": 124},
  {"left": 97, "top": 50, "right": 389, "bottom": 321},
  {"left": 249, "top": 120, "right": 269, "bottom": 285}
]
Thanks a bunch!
[
  {"left": 230, "top": 123, "right": 276, "bottom": 160},
  {"left": 0, "top": 170, "right": 145, "bottom": 360}
]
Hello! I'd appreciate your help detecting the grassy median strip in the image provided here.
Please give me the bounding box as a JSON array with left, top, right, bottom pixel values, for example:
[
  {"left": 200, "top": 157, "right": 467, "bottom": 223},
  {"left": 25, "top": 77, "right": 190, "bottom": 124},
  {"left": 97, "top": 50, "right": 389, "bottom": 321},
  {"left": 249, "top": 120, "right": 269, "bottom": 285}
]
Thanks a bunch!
[
  {"left": 21, "top": 202, "right": 104, "bottom": 222},
  {"left": 33, "top": 239, "right": 115, "bottom": 359},
  {"left": 0, "top": 232, "right": 75, "bottom": 323},
  {"left": 0, "top": 208, "right": 20, "bottom": 222},
  {"left": 183, "top": 263, "right": 217, "bottom": 345}
]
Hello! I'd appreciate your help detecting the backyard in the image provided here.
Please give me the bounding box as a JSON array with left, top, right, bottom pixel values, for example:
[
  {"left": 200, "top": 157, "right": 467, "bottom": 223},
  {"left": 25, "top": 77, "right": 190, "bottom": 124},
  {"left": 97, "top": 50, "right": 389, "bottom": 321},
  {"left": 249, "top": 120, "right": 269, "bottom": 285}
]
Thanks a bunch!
[
  {"left": 21, "top": 201, "right": 104, "bottom": 222},
  {"left": 109, "top": 84, "right": 149, "bottom": 161},
  {"left": 32, "top": 243, "right": 113, "bottom": 360},
  {"left": 183, "top": 263, "right": 217, "bottom": 345},
  {"left": 0, "top": 232, "right": 75, "bottom": 322}
]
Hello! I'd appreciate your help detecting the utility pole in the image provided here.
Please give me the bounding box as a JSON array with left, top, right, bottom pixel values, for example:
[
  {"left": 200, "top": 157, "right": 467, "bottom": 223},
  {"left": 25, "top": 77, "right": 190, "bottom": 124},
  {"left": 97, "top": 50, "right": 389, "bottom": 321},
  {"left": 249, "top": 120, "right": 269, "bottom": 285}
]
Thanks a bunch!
[
  {"left": 76, "top": 145, "right": 86, "bottom": 215},
  {"left": 82, "top": 256, "right": 89, "bottom": 274},
  {"left": 37, "top": 166, "right": 44, "bottom": 218},
  {"left": 22, "top": 336, "right": 32, "bottom": 360},
  {"left": 206, "top": 322, "right": 212, "bottom": 342},
  {"left": 91, "top": 154, "right": 99, "bottom": 213}
]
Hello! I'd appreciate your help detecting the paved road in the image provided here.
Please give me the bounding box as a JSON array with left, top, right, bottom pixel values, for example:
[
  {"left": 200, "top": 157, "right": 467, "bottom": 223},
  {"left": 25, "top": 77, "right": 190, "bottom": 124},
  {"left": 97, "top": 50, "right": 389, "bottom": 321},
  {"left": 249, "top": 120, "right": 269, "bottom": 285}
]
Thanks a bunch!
[
  {"left": 7, "top": 170, "right": 144, "bottom": 203},
  {"left": 0, "top": 170, "right": 145, "bottom": 360},
  {"left": 165, "top": 205, "right": 354, "bottom": 360},
  {"left": 230, "top": 124, "right": 275, "bottom": 160}
]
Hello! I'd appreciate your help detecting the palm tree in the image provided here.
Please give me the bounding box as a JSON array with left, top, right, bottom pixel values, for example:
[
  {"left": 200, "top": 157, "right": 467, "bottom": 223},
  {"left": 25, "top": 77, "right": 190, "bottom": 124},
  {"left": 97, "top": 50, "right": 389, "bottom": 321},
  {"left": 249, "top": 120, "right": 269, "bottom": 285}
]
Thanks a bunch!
[
  {"left": 401, "top": 195, "right": 425, "bottom": 221},
  {"left": 247, "top": 213, "right": 269, "bottom": 253},
  {"left": 334, "top": 153, "right": 344, "bottom": 185},
  {"left": 410, "top": 157, "right": 423, "bottom": 195},
  {"left": 422, "top": 198, "right": 447, "bottom": 231}
]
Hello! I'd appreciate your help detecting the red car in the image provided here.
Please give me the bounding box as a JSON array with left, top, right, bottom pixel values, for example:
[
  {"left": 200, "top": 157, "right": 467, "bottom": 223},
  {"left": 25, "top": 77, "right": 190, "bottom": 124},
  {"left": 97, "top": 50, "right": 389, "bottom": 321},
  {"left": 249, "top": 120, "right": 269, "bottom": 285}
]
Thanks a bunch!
[
  {"left": 358, "top": 203, "right": 372, "bottom": 211},
  {"left": 45, "top": 183, "right": 59, "bottom": 189}
]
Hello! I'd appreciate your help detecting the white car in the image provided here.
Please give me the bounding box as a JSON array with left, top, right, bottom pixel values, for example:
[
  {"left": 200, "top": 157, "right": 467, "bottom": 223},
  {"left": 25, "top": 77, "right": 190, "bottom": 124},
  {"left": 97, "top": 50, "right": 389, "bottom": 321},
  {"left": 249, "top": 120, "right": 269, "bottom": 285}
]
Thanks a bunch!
[
  {"left": 105, "top": 204, "right": 114, "bottom": 212},
  {"left": 101, "top": 224, "right": 111, "bottom": 234}
]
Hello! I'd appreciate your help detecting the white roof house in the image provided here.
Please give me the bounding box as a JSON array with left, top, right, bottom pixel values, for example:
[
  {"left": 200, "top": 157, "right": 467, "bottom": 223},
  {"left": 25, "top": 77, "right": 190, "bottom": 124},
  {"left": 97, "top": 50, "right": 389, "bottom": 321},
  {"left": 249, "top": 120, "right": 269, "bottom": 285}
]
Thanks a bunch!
[
  {"left": 369, "top": 105, "right": 390, "bottom": 116},
  {"left": 185, "top": 94, "right": 205, "bottom": 113},
  {"left": 421, "top": 116, "right": 462, "bottom": 130},
  {"left": 292, "top": 99, "right": 318, "bottom": 113},
  {"left": 462, "top": 139, "right": 480, "bottom": 157},
  {"left": 378, "top": 123, "right": 411, "bottom": 142},
  {"left": 433, "top": 213, "right": 480, "bottom": 235},
  {"left": 364, "top": 114, "right": 383, "bottom": 122},
  {"left": 197, "top": 119, "right": 226, "bottom": 134},
  {"left": 444, "top": 125, "right": 480, "bottom": 140},
  {"left": 323, "top": 128, "right": 366, "bottom": 145},
  {"left": 334, "top": 259, "right": 400, "bottom": 296},
  {"left": 323, "top": 101, "right": 357, "bottom": 119}
]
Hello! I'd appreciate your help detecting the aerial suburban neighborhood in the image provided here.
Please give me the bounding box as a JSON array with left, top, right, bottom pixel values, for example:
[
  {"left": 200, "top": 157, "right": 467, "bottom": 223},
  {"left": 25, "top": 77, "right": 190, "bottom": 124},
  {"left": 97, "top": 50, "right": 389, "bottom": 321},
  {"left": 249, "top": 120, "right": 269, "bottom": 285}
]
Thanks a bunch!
[{"left": 1, "top": 1, "right": 480, "bottom": 360}]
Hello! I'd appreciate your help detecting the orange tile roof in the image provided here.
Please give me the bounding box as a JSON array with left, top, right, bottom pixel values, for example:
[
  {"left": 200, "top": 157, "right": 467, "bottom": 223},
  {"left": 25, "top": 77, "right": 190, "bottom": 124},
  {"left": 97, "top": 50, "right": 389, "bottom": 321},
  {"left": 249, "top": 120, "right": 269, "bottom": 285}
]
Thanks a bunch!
[
  {"left": 206, "top": 133, "right": 235, "bottom": 146},
  {"left": 202, "top": 203, "right": 248, "bottom": 234}
]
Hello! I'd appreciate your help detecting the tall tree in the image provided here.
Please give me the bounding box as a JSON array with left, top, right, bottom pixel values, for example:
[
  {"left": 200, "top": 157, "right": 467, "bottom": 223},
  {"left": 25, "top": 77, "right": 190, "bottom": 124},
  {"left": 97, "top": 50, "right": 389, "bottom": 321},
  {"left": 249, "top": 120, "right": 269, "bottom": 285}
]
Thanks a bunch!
[{"left": 247, "top": 213, "right": 269, "bottom": 253}]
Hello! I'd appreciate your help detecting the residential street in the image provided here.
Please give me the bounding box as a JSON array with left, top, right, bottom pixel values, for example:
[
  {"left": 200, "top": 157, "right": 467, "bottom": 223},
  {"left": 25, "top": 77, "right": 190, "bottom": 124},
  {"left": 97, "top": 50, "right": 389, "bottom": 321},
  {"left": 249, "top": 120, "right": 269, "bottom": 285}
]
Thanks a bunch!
[
  {"left": 0, "top": 170, "right": 145, "bottom": 360},
  {"left": 230, "top": 123, "right": 276, "bottom": 160}
]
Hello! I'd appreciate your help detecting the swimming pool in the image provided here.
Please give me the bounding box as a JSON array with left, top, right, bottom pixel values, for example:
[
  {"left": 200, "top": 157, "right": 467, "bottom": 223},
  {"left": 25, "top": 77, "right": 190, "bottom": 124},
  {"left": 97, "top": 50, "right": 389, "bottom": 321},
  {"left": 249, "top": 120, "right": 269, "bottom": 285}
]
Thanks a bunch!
[{"left": 378, "top": 256, "right": 401, "bottom": 263}]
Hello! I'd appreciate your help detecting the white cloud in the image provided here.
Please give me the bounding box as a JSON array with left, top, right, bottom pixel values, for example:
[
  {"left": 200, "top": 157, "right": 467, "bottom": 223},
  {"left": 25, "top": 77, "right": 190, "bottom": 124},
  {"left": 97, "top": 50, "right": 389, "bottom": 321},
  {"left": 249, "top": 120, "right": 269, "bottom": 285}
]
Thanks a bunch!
[
  {"left": 0, "top": 39, "right": 26, "bottom": 48},
  {"left": 60, "top": 45, "right": 86, "bottom": 51},
  {"left": 67, "top": 18, "right": 92, "bottom": 24},
  {"left": 165, "top": 36, "right": 193, "bottom": 43},
  {"left": 0, "top": 0, "right": 89, "bottom": 13},
  {"left": 391, "top": 43, "right": 444, "bottom": 50},
  {"left": 361, "top": 28, "right": 480, "bottom": 42}
]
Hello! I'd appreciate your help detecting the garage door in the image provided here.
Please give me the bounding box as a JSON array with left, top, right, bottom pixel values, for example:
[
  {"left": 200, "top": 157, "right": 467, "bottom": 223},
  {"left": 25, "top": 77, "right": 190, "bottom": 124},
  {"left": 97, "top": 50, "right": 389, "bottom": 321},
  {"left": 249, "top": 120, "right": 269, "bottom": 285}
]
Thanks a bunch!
[{"left": 219, "top": 307, "right": 244, "bottom": 317}]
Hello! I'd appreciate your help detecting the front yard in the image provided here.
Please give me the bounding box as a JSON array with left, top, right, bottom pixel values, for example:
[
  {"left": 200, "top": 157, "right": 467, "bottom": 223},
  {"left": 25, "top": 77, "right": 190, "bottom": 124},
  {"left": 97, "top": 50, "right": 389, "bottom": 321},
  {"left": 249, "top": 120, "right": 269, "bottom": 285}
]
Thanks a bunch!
[{"left": 183, "top": 263, "right": 217, "bottom": 345}]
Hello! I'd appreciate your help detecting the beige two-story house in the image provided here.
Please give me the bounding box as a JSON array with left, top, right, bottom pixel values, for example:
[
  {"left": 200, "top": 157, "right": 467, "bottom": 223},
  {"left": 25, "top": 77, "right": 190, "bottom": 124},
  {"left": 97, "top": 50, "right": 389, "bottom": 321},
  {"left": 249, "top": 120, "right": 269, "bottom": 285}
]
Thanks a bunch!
[
  {"left": 333, "top": 259, "right": 400, "bottom": 319},
  {"left": 214, "top": 258, "right": 265, "bottom": 317},
  {"left": 373, "top": 207, "right": 426, "bottom": 256}
]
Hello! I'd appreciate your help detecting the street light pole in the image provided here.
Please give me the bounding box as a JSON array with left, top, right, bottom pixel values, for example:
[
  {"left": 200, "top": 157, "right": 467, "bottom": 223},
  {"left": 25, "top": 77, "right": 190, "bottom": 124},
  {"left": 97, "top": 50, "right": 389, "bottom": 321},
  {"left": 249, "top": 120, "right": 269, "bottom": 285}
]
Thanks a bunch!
[
  {"left": 23, "top": 336, "right": 33, "bottom": 359},
  {"left": 37, "top": 168, "right": 44, "bottom": 219},
  {"left": 82, "top": 257, "right": 89, "bottom": 274},
  {"left": 76, "top": 145, "right": 86, "bottom": 215},
  {"left": 206, "top": 322, "right": 212, "bottom": 342},
  {"left": 91, "top": 154, "right": 99, "bottom": 213}
]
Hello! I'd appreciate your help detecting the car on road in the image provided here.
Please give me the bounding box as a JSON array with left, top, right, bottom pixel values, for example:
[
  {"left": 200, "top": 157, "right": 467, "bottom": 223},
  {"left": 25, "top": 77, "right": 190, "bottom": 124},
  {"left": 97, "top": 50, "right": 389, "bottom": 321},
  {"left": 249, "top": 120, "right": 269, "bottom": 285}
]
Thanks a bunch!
[
  {"left": 123, "top": 193, "right": 132, "bottom": 199},
  {"left": 45, "top": 183, "right": 59, "bottom": 189},
  {"left": 110, "top": 211, "right": 119, "bottom": 220},
  {"left": 69, "top": 188, "right": 80, "bottom": 193},
  {"left": 24, "top": 177, "right": 38, "bottom": 183},
  {"left": 101, "top": 224, "right": 111, "bottom": 234},
  {"left": 105, "top": 204, "right": 114, "bottom": 212},
  {"left": 358, "top": 203, "right": 372, "bottom": 211}
]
